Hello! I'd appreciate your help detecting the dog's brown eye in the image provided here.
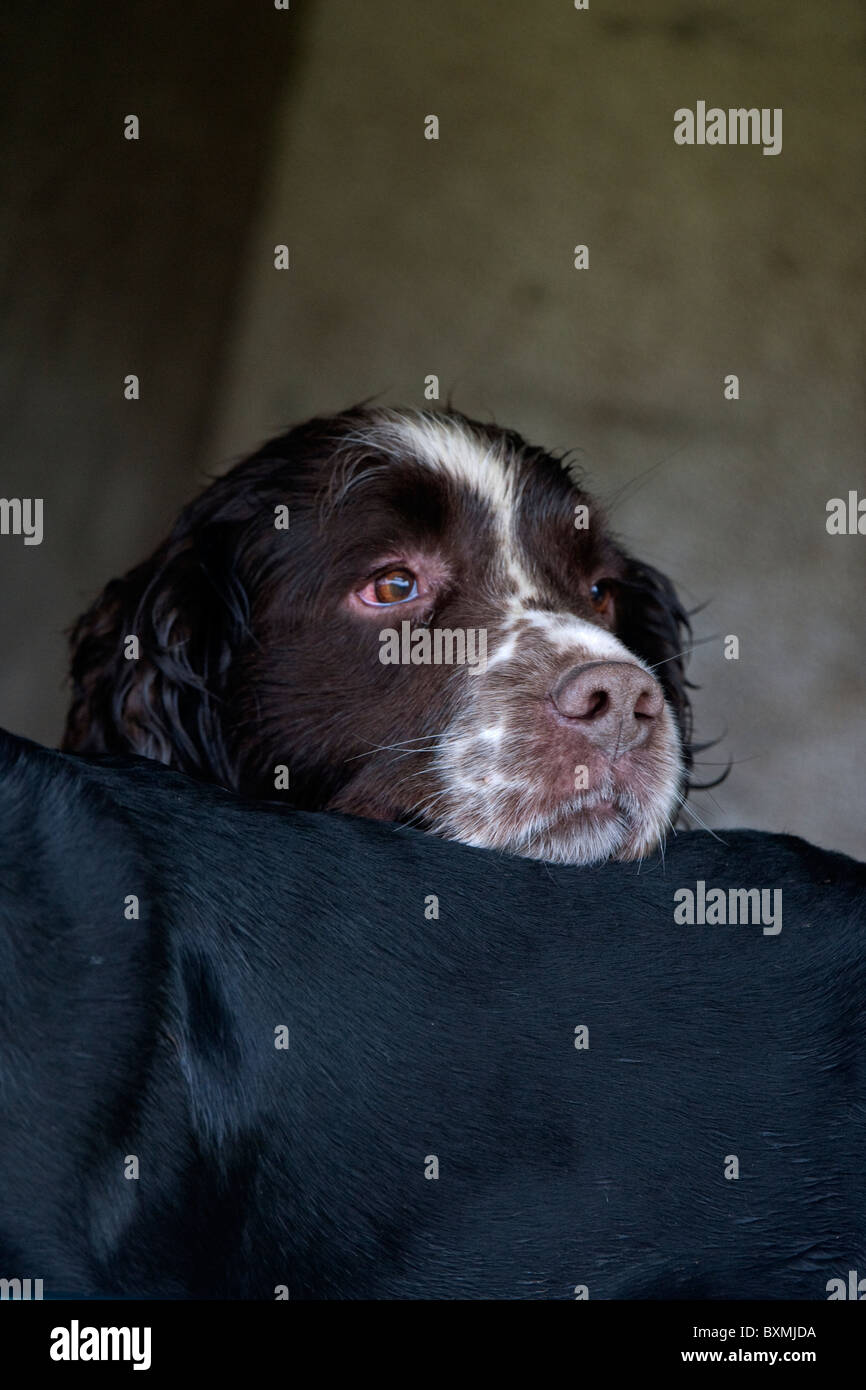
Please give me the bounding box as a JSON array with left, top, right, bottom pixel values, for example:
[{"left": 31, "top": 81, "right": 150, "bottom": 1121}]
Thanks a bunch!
[
  {"left": 373, "top": 568, "right": 417, "bottom": 604},
  {"left": 590, "top": 579, "right": 615, "bottom": 613}
]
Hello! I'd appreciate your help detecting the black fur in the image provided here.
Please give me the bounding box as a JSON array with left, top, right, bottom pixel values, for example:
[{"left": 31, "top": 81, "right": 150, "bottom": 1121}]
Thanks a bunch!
[{"left": 0, "top": 727, "right": 863, "bottom": 1299}]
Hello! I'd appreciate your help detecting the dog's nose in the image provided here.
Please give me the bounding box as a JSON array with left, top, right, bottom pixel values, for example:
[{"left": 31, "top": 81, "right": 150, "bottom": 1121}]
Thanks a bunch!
[{"left": 549, "top": 661, "right": 665, "bottom": 755}]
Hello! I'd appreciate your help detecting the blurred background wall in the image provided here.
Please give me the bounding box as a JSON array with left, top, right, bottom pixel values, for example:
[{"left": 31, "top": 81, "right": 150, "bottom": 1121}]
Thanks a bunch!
[{"left": 0, "top": 0, "right": 863, "bottom": 856}]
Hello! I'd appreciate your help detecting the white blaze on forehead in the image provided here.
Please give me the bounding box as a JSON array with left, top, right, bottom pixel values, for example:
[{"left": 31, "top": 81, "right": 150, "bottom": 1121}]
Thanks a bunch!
[
  {"left": 345, "top": 413, "right": 645, "bottom": 679},
  {"left": 386, "top": 414, "right": 515, "bottom": 522},
  {"left": 385, "top": 413, "right": 538, "bottom": 600},
  {"left": 379, "top": 415, "right": 637, "bottom": 671}
]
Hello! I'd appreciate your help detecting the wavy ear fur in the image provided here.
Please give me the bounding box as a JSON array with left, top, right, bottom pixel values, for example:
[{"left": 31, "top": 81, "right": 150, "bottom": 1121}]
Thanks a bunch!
[
  {"left": 615, "top": 557, "right": 695, "bottom": 777},
  {"left": 63, "top": 485, "right": 262, "bottom": 788}
]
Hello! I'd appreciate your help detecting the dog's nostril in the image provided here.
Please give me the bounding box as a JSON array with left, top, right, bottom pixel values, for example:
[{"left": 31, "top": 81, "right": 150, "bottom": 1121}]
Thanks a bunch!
[
  {"left": 582, "top": 687, "right": 609, "bottom": 721},
  {"left": 634, "top": 684, "right": 663, "bottom": 719}
]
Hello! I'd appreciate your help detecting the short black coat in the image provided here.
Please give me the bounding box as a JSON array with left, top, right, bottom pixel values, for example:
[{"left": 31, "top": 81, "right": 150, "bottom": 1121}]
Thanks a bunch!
[{"left": 0, "top": 728, "right": 862, "bottom": 1299}]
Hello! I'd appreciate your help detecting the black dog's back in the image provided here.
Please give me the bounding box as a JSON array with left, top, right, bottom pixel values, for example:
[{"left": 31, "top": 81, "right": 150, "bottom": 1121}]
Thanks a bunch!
[{"left": 0, "top": 728, "right": 863, "bottom": 1298}]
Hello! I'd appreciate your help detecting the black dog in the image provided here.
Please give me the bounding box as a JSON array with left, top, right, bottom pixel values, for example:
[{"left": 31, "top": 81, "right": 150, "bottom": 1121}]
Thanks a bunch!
[{"left": 0, "top": 727, "right": 863, "bottom": 1299}]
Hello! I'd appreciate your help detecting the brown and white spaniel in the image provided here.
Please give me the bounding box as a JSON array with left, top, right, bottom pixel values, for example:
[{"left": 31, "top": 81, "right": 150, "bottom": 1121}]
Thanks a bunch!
[{"left": 63, "top": 407, "right": 695, "bottom": 864}]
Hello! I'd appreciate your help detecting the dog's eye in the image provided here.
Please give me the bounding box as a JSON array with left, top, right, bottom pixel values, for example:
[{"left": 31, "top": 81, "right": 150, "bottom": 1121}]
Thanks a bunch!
[
  {"left": 375, "top": 569, "right": 416, "bottom": 603},
  {"left": 363, "top": 568, "right": 418, "bottom": 606},
  {"left": 590, "top": 579, "right": 615, "bottom": 614}
]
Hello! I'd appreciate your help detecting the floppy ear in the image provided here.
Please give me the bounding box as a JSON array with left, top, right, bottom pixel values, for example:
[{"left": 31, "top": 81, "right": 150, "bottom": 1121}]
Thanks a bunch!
[
  {"left": 615, "top": 557, "right": 695, "bottom": 774},
  {"left": 63, "top": 502, "right": 253, "bottom": 788}
]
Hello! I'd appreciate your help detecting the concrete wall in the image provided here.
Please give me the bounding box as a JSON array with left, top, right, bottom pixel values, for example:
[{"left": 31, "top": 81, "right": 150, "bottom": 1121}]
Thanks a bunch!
[
  {"left": 1, "top": 0, "right": 863, "bottom": 857},
  {"left": 0, "top": 0, "right": 299, "bottom": 744}
]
